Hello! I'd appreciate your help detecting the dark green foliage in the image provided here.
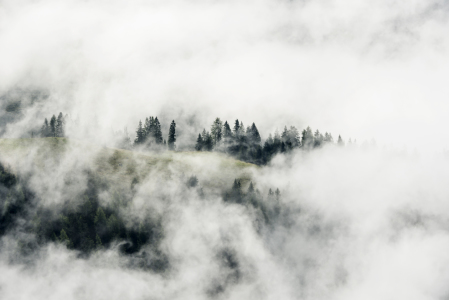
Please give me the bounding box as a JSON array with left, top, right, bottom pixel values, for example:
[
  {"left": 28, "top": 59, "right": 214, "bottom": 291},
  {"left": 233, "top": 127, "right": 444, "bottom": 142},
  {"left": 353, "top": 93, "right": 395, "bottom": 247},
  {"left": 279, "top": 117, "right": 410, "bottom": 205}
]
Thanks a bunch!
[
  {"left": 195, "top": 134, "right": 203, "bottom": 151},
  {"left": 135, "top": 116, "right": 164, "bottom": 148},
  {"left": 211, "top": 118, "right": 223, "bottom": 146},
  {"left": 49, "top": 115, "right": 56, "bottom": 137},
  {"left": 56, "top": 112, "right": 65, "bottom": 137},
  {"left": 38, "top": 113, "right": 66, "bottom": 138},
  {"left": 223, "top": 179, "right": 282, "bottom": 228},
  {"left": 186, "top": 175, "right": 199, "bottom": 188},
  {"left": 195, "top": 117, "right": 342, "bottom": 165},
  {"left": 0, "top": 166, "right": 167, "bottom": 272},
  {"left": 168, "top": 120, "right": 176, "bottom": 150}
]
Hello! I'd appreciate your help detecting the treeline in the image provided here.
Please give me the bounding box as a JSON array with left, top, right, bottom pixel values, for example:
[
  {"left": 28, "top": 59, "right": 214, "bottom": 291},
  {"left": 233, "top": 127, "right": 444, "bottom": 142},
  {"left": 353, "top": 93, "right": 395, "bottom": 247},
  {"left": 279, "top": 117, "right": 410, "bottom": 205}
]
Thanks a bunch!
[
  {"left": 34, "top": 114, "right": 348, "bottom": 165},
  {"left": 39, "top": 112, "right": 67, "bottom": 137},
  {"left": 195, "top": 118, "right": 345, "bottom": 165},
  {"left": 223, "top": 178, "right": 283, "bottom": 228},
  {"left": 134, "top": 117, "right": 176, "bottom": 150}
]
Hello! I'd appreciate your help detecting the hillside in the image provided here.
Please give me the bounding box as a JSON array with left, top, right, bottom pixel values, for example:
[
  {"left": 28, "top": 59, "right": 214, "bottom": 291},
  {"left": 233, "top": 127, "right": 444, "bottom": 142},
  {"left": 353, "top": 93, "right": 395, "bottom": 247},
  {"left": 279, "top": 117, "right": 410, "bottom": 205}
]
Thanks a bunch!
[{"left": 0, "top": 138, "right": 259, "bottom": 192}]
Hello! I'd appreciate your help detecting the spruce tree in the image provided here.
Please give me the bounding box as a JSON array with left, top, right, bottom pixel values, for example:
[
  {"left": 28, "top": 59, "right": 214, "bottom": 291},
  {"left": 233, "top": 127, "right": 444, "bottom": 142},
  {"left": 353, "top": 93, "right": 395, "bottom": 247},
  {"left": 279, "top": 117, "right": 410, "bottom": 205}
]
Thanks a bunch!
[
  {"left": 195, "top": 134, "right": 203, "bottom": 151},
  {"left": 223, "top": 121, "right": 232, "bottom": 139},
  {"left": 233, "top": 119, "right": 240, "bottom": 136},
  {"left": 135, "top": 120, "right": 145, "bottom": 144},
  {"left": 41, "top": 118, "right": 49, "bottom": 137},
  {"left": 210, "top": 118, "right": 223, "bottom": 146},
  {"left": 55, "top": 112, "right": 64, "bottom": 137},
  {"left": 337, "top": 135, "right": 345, "bottom": 146},
  {"left": 203, "top": 132, "right": 213, "bottom": 151},
  {"left": 154, "top": 117, "right": 163, "bottom": 144},
  {"left": 50, "top": 115, "right": 57, "bottom": 137},
  {"left": 250, "top": 123, "right": 261, "bottom": 144},
  {"left": 168, "top": 120, "right": 176, "bottom": 150},
  {"left": 248, "top": 182, "right": 254, "bottom": 193},
  {"left": 301, "top": 126, "right": 314, "bottom": 149}
]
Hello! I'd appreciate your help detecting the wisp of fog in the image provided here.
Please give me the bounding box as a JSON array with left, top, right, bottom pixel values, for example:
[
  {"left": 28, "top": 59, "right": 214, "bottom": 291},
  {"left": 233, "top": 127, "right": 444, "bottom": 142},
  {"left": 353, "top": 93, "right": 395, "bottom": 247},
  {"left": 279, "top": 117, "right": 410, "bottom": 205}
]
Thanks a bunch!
[{"left": 1, "top": 0, "right": 449, "bottom": 299}]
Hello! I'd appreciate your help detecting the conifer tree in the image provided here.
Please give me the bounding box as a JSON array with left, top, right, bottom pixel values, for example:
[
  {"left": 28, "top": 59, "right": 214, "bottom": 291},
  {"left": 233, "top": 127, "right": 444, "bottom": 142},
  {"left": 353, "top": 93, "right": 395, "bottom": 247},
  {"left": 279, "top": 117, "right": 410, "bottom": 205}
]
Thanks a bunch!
[
  {"left": 223, "top": 121, "right": 232, "bottom": 139},
  {"left": 275, "top": 188, "right": 281, "bottom": 201},
  {"left": 210, "top": 118, "right": 223, "bottom": 146},
  {"left": 55, "top": 112, "right": 64, "bottom": 137},
  {"left": 203, "top": 132, "right": 213, "bottom": 151},
  {"left": 41, "top": 118, "right": 49, "bottom": 137},
  {"left": 168, "top": 120, "right": 176, "bottom": 150},
  {"left": 250, "top": 123, "right": 261, "bottom": 144},
  {"left": 95, "top": 234, "right": 102, "bottom": 249},
  {"left": 314, "top": 130, "right": 323, "bottom": 148},
  {"left": 50, "top": 115, "right": 57, "bottom": 137},
  {"left": 59, "top": 229, "right": 72, "bottom": 248},
  {"left": 154, "top": 117, "right": 163, "bottom": 144},
  {"left": 195, "top": 134, "right": 203, "bottom": 151},
  {"left": 337, "top": 135, "right": 345, "bottom": 146},
  {"left": 233, "top": 119, "right": 240, "bottom": 137},
  {"left": 135, "top": 120, "right": 145, "bottom": 144},
  {"left": 281, "top": 126, "right": 288, "bottom": 142},
  {"left": 301, "top": 126, "right": 314, "bottom": 149},
  {"left": 248, "top": 182, "right": 254, "bottom": 193},
  {"left": 288, "top": 126, "right": 300, "bottom": 148}
]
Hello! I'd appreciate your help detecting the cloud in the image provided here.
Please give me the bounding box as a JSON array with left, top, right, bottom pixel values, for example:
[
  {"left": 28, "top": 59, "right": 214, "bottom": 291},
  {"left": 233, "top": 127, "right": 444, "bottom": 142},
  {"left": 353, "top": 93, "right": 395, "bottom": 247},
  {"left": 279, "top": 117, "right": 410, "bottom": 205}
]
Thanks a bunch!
[{"left": 1, "top": 0, "right": 449, "bottom": 299}]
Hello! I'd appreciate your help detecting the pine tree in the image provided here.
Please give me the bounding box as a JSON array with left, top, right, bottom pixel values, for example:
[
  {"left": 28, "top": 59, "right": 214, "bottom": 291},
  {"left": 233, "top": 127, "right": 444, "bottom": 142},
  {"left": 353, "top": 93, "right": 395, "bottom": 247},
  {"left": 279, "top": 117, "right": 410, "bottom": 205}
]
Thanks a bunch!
[
  {"left": 95, "top": 234, "right": 103, "bottom": 249},
  {"left": 248, "top": 182, "right": 254, "bottom": 193},
  {"left": 203, "top": 132, "right": 213, "bottom": 151},
  {"left": 275, "top": 188, "right": 281, "bottom": 201},
  {"left": 41, "top": 118, "right": 49, "bottom": 137},
  {"left": 94, "top": 207, "right": 107, "bottom": 225},
  {"left": 233, "top": 119, "right": 240, "bottom": 137},
  {"left": 50, "top": 115, "right": 57, "bottom": 137},
  {"left": 55, "top": 112, "right": 64, "bottom": 137},
  {"left": 154, "top": 117, "right": 163, "bottom": 144},
  {"left": 135, "top": 120, "right": 145, "bottom": 144},
  {"left": 195, "top": 134, "right": 203, "bottom": 151},
  {"left": 168, "top": 120, "right": 176, "bottom": 150},
  {"left": 210, "top": 118, "right": 223, "bottom": 146},
  {"left": 337, "top": 135, "right": 345, "bottom": 146},
  {"left": 223, "top": 121, "right": 232, "bottom": 139},
  {"left": 59, "top": 229, "right": 72, "bottom": 248},
  {"left": 250, "top": 123, "right": 261, "bottom": 144},
  {"left": 281, "top": 126, "right": 288, "bottom": 142},
  {"left": 314, "top": 130, "right": 323, "bottom": 148},
  {"left": 288, "top": 126, "right": 300, "bottom": 148},
  {"left": 301, "top": 126, "right": 314, "bottom": 149}
]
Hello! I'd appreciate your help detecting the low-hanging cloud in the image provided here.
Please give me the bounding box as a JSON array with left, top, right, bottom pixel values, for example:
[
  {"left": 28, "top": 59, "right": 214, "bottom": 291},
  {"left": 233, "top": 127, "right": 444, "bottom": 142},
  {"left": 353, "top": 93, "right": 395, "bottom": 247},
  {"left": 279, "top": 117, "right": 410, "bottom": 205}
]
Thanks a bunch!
[{"left": 1, "top": 0, "right": 449, "bottom": 299}]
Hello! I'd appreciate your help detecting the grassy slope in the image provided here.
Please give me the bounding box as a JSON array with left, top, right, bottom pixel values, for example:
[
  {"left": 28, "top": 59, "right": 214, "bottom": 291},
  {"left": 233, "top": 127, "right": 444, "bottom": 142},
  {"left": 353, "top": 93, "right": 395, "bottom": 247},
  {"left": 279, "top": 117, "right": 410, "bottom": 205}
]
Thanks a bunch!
[{"left": 0, "top": 138, "right": 258, "bottom": 191}]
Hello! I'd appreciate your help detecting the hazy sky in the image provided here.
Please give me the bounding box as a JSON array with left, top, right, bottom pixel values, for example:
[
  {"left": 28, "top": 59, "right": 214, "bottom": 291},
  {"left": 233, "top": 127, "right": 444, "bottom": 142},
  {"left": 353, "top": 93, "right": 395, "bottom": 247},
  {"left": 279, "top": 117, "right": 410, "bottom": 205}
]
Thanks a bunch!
[
  {"left": 1, "top": 0, "right": 449, "bottom": 151},
  {"left": 2, "top": 1, "right": 449, "bottom": 300}
]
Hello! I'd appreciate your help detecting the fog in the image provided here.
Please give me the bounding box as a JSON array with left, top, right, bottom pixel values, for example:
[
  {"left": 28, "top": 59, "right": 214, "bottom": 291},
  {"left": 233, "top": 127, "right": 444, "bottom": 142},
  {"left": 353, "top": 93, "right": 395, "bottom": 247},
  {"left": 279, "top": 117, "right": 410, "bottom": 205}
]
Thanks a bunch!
[{"left": 1, "top": 0, "right": 449, "bottom": 299}]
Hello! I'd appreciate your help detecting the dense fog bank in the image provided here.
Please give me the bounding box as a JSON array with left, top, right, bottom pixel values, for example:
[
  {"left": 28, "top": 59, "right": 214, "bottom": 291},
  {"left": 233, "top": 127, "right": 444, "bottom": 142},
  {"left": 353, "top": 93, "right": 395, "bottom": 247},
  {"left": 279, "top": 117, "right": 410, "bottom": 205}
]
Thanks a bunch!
[{"left": 1, "top": 0, "right": 449, "bottom": 299}]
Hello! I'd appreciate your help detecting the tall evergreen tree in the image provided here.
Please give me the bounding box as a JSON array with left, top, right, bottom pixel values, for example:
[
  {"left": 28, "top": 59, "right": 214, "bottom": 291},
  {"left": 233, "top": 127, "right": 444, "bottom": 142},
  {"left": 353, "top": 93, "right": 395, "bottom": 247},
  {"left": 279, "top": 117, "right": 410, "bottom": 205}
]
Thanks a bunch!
[
  {"left": 210, "top": 118, "right": 223, "bottom": 146},
  {"left": 203, "top": 132, "right": 213, "bottom": 151},
  {"left": 55, "top": 112, "right": 65, "bottom": 137},
  {"left": 154, "top": 117, "right": 163, "bottom": 144},
  {"left": 168, "top": 120, "right": 176, "bottom": 150},
  {"left": 301, "top": 126, "right": 314, "bottom": 149},
  {"left": 135, "top": 120, "right": 145, "bottom": 144},
  {"left": 195, "top": 134, "right": 203, "bottom": 151},
  {"left": 223, "top": 121, "right": 232, "bottom": 139},
  {"left": 233, "top": 119, "right": 240, "bottom": 137},
  {"left": 249, "top": 123, "right": 261, "bottom": 144},
  {"left": 337, "top": 135, "right": 345, "bottom": 146},
  {"left": 41, "top": 118, "right": 49, "bottom": 137},
  {"left": 50, "top": 115, "right": 57, "bottom": 137}
]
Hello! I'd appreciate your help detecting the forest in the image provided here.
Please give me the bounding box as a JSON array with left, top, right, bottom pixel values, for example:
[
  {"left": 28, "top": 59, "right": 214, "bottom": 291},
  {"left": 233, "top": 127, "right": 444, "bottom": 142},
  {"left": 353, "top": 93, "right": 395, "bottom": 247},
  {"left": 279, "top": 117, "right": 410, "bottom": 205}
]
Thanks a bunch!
[{"left": 37, "top": 113, "right": 348, "bottom": 165}]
